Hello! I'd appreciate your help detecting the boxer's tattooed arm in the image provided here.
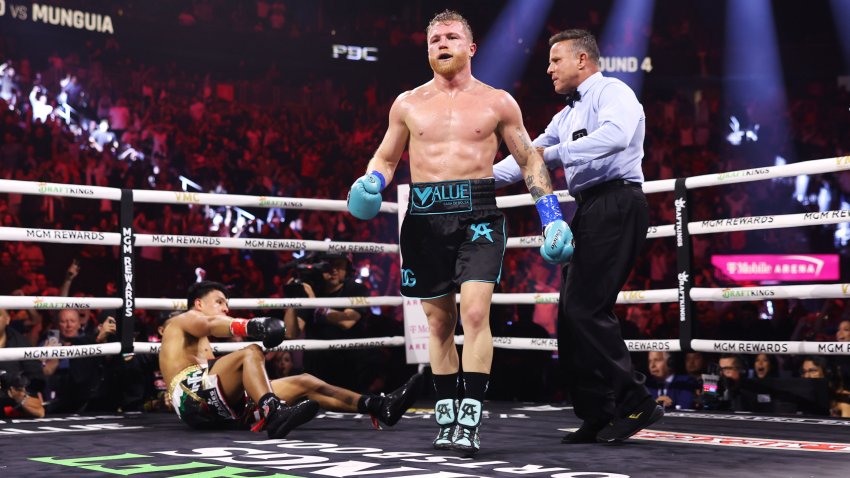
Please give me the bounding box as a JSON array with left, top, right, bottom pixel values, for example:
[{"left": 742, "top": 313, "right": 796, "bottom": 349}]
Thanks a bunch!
[{"left": 514, "top": 127, "right": 552, "bottom": 201}]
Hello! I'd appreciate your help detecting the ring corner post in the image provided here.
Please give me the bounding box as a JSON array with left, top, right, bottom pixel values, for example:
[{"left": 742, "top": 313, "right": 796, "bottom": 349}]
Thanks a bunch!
[
  {"left": 119, "top": 188, "right": 136, "bottom": 355},
  {"left": 674, "top": 178, "right": 695, "bottom": 353}
]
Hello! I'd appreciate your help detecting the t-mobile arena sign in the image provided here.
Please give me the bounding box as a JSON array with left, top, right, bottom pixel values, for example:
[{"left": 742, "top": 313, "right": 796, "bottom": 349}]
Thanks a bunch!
[{"left": 711, "top": 254, "right": 839, "bottom": 282}]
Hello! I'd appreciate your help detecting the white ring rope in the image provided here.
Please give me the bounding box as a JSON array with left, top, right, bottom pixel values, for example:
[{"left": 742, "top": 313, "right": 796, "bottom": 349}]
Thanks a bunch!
[
  {"left": 3, "top": 156, "right": 845, "bottom": 214},
  {"left": 133, "top": 234, "right": 398, "bottom": 254},
  {"left": 130, "top": 189, "right": 400, "bottom": 214},
  {"left": 0, "top": 227, "right": 120, "bottom": 245},
  {"left": 2, "top": 157, "right": 850, "bottom": 362},
  {"left": 0, "top": 296, "right": 123, "bottom": 310},
  {"left": 689, "top": 210, "right": 850, "bottom": 235},
  {"left": 135, "top": 297, "right": 405, "bottom": 310},
  {"left": 0, "top": 337, "right": 678, "bottom": 361},
  {"left": 6, "top": 336, "right": 850, "bottom": 361},
  {"left": 0, "top": 180, "right": 122, "bottom": 201},
  {"left": 691, "top": 339, "right": 850, "bottom": 356},
  {"left": 690, "top": 284, "right": 850, "bottom": 302},
  {"left": 0, "top": 179, "right": 399, "bottom": 214},
  {"left": 0, "top": 227, "right": 399, "bottom": 254},
  {"left": 685, "top": 156, "right": 850, "bottom": 190},
  {"left": 0, "top": 289, "right": 680, "bottom": 310}
]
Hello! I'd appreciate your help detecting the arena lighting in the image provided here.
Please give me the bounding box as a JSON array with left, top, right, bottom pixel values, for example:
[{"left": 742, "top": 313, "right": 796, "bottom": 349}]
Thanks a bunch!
[
  {"left": 475, "top": 0, "right": 554, "bottom": 91},
  {"left": 598, "top": 0, "right": 655, "bottom": 95},
  {"left": 829, "top": 0, "right": 850, "bottom": 71},
  {"left": 724, "top": 0, "right": 790, "bottom": 155}
]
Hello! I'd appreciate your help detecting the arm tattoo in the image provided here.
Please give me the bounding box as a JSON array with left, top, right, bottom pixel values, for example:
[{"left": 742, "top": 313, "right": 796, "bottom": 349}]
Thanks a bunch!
[
  {"left": 537, "top": 162, "right": 552, "bottom": 190},
  {"left": 528, "top": 186, "right": 546, "bottom": 200},
  {"left": 516, "top": 127, "right": 536, "bottom": 164}
]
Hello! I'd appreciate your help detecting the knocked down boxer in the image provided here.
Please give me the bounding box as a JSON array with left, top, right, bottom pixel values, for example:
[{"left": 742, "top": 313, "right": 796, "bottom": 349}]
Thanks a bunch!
[{"left": 159, "top": 280, "right": 423, "bottom": 437}]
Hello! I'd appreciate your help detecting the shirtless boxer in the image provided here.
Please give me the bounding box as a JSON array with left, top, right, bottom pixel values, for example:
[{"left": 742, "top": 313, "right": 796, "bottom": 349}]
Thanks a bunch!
[
  {"left": 346, "top": 10, "right": 573, "bottom": 455},
  {"left": 159, "top": 280, "right": 422, "bottom": 437}
]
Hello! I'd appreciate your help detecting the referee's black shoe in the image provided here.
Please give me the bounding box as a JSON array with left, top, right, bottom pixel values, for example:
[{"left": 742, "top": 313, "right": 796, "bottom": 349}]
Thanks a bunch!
[
  {"left": 596, "top": 399, "right": 663, "bottom": 443},
  {"left": 560, "top": 422, "right": 606, "bottom": 444}
]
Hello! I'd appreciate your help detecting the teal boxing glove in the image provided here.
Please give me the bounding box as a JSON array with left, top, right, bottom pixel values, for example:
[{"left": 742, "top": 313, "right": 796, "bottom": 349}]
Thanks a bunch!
[
  {"left": 347, "top": 171, "right": 386, "bottom": 220},
  {"left": 536, "top": 194, "right": 574, "bottom": 264}
]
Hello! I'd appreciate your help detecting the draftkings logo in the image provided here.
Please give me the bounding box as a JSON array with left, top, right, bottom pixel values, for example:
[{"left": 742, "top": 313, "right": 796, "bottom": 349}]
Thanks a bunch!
[
  {"left": 677, "top": 271, "right": 689, "bottom": 322},
  {"left": 533, "top": 293, "right": 558, "bottom": 304},
  {"left": 720, "top": 288, "right": 775, "bottom": 299},
  {"left": 674, "top": 198, "right": 686, "bottom": 247}
]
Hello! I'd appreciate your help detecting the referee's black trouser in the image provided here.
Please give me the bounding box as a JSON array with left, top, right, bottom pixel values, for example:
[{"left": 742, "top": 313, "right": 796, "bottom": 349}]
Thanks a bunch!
[{"left": 558, "top": 180, "right": 651, "bottom": 426}]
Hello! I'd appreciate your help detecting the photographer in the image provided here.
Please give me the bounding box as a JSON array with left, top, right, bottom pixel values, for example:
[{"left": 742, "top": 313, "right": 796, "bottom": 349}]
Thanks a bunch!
[{"left": 283, "top": 253, "right": 372, "bottom": 391}]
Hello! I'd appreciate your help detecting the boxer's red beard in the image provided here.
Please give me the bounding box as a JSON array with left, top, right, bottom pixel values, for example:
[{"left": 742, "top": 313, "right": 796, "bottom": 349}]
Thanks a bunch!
[{"left": 429, "top": 54, "right": 468, "bottom": 77}]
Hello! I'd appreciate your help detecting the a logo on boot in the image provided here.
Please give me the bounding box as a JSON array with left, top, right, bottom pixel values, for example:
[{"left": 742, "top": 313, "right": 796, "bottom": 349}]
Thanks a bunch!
[
  {"left": 436, "top": 402, "right": 452, "bottom": 420},
  {"left": 459, "top": 402, "right": 478, "bottom": 422}
]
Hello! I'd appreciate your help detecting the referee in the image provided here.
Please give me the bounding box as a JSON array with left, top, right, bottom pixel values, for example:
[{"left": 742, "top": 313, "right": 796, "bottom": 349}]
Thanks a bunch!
[{"left": 494, "top": 28, "right": 662, "bottom": 444}]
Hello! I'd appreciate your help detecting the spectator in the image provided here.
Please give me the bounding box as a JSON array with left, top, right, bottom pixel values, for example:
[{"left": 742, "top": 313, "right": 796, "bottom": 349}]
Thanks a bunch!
[
  {"left": 834, "top": 320, "right": 850, "bottom": 391},
  {"left": 646, "top": 351, "right": 696, "bottom": 410},
  {"left": 41, "top": 308, "right": 103, "bottom": 413},
  {"left": 753, "top": 353, "right": 779, "bottom": 380},
  {"left": 0, "top": 371, "right": 45, "bottom": 418},
  {"left": 713, "top": 354, "right": 757, "bottom": 412},
  {"left": 0, "top": 308, "right": 45, "bottom": 395},
  {"left": 799, "top": 356, "right": 850, "bottom": 417}
]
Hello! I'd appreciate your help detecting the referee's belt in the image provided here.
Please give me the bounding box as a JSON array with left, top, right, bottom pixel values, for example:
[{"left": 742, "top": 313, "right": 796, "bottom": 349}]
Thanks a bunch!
[{"left": 572, "top": 179, "right": 642, "bottom": 204}]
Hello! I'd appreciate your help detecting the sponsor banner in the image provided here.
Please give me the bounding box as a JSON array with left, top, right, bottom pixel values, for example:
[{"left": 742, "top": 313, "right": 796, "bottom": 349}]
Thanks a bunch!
[
  {"left": 397, "top": 185, "right": 430, "bottom": 365},
  {"left": 617, "top": 289, "right": 678, "bottom": 304},
  {"left": 712, "top": 254, "right": 839, "bottom": 282},
  {"left": 119, "top": 189, "right": 135, "bottom": 354},
  {"left": 629, "top": 429, "right": 850, "bottom": 453},
  {"left": 625, "top": 340, "right": 679, "bottom": 352}
]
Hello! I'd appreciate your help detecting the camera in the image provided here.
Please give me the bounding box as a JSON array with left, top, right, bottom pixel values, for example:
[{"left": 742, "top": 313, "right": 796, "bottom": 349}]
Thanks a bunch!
[{"left": 283, "top": 256, "right": 332, "bottom": 298}]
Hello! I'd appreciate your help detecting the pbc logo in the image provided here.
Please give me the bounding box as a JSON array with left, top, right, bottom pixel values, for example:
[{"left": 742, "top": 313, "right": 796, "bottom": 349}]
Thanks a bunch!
[{"left": 332, "top": 44, "right": 378, "bottom": 62}]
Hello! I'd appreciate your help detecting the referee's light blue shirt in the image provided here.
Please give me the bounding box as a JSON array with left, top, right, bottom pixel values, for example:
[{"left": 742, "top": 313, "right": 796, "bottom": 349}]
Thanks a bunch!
[{"left": 494, "top": 71, "right": 645, "bottom": 194}]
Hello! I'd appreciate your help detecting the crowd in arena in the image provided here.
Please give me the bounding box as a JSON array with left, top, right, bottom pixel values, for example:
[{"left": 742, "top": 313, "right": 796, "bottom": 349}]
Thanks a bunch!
[{"left": 1, "top": 1, "right": 849, "bottom": 416}]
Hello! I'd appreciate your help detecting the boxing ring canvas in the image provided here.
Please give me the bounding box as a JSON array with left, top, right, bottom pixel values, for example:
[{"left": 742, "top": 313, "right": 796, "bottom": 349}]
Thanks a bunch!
[{"left": 3, "top": 401, "right": 847, "bottom": 478}]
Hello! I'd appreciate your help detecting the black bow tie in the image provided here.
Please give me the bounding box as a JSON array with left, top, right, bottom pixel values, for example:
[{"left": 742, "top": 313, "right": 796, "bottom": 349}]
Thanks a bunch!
[{"left": 565, "top": 90, "right": 581, "bottom": 108}]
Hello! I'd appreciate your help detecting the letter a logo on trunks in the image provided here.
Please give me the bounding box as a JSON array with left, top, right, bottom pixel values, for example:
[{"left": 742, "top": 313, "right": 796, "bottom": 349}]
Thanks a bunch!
[
  {"left": 470, "top": 223, "right": 494, "bottom": 242},
  {"left": 410, "top": 180, "right": 472, "bottom": 214},
  {"left": 402, "top": 268, "right": 417, "bottom": 287}
]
